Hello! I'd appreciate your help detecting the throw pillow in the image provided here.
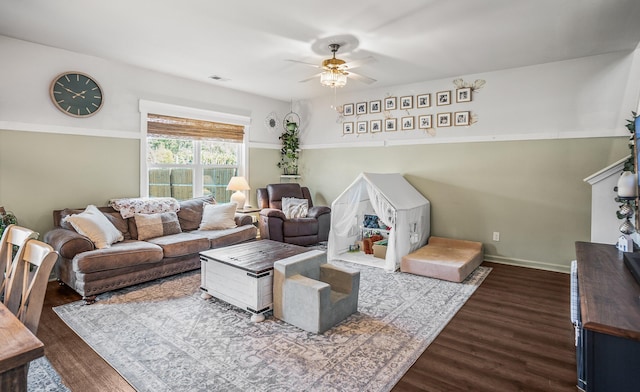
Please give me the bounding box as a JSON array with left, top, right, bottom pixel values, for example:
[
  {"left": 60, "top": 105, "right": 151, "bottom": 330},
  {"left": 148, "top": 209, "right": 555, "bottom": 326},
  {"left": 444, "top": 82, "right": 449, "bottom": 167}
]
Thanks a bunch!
[
  {"left": 177, "top": 196, "right": 215, "bottom": 231},
  {"left": 63, "top": 205, "right": 124, "bottom": 249},
  {"left": 281, "top": 197, "right": 308, "bottom": 219},
  {"left": 199, "top": 203, "right": 237, "bottom": 230},
  {"left": 134, "top": 212, "right": 182, "bottom": 241}
]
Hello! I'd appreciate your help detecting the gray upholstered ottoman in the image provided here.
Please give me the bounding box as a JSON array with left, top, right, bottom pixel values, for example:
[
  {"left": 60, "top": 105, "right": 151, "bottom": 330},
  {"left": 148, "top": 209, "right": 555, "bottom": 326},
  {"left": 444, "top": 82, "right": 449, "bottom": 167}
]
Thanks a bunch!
[{"left": 400, "top": 236, "right": 483, "bottom": 282}]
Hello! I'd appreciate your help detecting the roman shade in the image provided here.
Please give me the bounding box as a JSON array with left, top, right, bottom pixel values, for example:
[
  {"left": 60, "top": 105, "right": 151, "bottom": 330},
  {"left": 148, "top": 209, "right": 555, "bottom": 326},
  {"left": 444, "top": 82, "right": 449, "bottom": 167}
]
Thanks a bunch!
[{"left": 147, "top": 113, "right": 244, "bottom": 142}]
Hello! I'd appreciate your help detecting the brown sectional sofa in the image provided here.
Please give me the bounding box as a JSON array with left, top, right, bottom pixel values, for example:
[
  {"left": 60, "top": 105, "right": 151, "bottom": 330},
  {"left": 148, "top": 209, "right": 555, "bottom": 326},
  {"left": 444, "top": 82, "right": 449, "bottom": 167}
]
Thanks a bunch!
[{"left": 44, "top": 196, "right": 257, "bottom": 303}]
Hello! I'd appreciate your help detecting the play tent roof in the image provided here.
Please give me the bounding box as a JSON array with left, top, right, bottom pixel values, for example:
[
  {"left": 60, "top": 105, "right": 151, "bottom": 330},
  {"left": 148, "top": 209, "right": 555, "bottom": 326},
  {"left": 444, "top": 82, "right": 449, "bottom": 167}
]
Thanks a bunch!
[{"left": 328, "top": 172, "right": 430, "bottom": 271}]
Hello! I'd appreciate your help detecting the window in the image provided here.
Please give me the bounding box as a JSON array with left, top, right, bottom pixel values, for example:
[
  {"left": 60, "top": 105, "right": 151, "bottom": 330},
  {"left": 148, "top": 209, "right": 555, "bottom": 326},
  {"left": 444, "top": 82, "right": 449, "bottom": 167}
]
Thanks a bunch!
[
  {"left": 147, "top": 137, "right": 240, "bottom": 201},
  {"left": 139, "top": 102, "right": 250, "bottom": 201}
]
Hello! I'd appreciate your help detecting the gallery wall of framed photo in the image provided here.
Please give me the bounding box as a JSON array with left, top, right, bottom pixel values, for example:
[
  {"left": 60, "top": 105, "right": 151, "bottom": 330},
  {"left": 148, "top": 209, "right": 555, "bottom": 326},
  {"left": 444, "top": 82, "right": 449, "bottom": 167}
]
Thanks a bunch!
[{"left": 341, "top": 85, "right": 475, "bottom": 136}]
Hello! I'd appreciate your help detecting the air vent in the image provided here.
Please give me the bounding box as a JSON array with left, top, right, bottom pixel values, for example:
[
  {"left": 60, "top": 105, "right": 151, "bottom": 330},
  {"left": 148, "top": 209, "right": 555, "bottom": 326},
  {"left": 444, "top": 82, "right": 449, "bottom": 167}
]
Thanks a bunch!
[{"left": 209, "top": 75, "right": 230, "bottom": 82}]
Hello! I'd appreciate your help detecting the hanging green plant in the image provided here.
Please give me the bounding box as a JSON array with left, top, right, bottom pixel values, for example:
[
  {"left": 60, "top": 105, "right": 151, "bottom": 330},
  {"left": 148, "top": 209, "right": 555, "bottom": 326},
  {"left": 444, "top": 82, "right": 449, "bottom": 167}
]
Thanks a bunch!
[
  {"left": 623, "top": 111, "right": 638, "bottom": 172},
  {"left": 615, "top": 112, "right": 639, "bottom": 221},
  {"left": 277, "top": 120, "right": 300, "bottom": 175}
]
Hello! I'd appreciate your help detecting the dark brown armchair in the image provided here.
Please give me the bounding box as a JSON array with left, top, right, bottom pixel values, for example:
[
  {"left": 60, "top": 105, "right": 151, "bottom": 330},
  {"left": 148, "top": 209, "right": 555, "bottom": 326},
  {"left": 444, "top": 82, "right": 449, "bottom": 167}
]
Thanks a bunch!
[{"left": 257, "top": 183, "right": 331, "bottom": 246}]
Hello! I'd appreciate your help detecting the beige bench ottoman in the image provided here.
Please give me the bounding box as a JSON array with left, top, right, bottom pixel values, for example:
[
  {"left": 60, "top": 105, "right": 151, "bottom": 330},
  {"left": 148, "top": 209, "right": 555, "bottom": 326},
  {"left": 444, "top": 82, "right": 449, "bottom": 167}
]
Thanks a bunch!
[{"left": 401, "top": 236, "right": 483, "bottom": 282}]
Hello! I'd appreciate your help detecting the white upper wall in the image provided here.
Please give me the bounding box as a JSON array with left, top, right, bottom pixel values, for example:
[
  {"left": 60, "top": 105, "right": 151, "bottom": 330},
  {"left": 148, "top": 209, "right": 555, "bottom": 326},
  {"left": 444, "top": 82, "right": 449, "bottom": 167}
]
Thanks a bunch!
[
  {"left": 2, "top": 35, "right": 639, "bottom": 150},
  {"left": 301, "top": 49, "right": 640, "bottom": 148},
  {"left": 0, "top": 36, "right": 288, "bottom": 144}
]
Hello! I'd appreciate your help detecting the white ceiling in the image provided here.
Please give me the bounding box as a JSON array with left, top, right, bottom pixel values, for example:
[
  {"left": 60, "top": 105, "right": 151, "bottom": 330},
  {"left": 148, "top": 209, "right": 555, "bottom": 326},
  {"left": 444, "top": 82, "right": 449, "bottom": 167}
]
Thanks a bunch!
[{"left": 2, "top": 0, "right": 640, "bottom": 102}]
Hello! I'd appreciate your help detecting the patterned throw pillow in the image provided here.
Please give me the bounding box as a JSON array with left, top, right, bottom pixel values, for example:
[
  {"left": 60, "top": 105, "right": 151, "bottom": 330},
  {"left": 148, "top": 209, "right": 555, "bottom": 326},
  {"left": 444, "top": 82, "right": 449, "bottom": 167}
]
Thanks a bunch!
[
  {"left": 134, "top": 212, "right": 182, "bottom": 241},
  {"left": 281, "top": 197, "right": 308, "bottom": 219}
]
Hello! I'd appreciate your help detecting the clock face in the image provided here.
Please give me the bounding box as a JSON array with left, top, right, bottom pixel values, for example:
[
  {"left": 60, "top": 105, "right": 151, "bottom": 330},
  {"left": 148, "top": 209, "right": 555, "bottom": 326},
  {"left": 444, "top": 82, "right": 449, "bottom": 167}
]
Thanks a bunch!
[{"left": 50, "top": 72, "right": 103, "bottom": 117}]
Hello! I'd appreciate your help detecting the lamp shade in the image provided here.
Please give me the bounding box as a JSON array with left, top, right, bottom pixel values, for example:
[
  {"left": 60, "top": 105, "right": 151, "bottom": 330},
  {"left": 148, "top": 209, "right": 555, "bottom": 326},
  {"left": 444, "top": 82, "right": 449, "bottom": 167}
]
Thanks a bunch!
[
  {"left": 227, "top": 176, "right": 250, "bottom": 209},
  {"left": 226, "top": 176, "right": 250, "bottom": 191}
]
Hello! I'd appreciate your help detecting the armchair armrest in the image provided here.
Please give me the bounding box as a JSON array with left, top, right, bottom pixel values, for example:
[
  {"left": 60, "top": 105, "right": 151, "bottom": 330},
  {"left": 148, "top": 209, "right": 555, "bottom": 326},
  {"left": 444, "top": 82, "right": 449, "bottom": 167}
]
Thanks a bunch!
[
  {"left": 320, "top": 264, "right": 360, "bottom": 295},
  {"left": 259, "top": 208, "right": 287, "bottom": 220},
  {"left": 307, "top": 206, "right": 331, "bottom": 219},
  {"left": 289, "top": 274, "right": 330, "bottom": 291},
  {"left": 43, "top": 228, "right": 94, "bottom": 259},
  {"left": 286, "top": 274, "right": 331, "bottom": 306}
]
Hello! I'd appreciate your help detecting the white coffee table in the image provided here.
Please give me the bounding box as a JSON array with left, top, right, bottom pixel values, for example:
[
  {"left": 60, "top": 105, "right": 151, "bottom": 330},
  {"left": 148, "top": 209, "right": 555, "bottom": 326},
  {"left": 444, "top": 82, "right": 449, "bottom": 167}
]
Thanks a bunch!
[{"left": 199, "top": 240, "right": 311, "bottom": 322}]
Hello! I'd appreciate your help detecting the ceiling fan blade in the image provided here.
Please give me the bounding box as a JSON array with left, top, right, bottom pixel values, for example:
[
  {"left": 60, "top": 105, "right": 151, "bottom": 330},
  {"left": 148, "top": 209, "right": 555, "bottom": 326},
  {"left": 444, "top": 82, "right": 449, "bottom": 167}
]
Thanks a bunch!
[
  {"left": 286, "top": 59, "right": 321, "bottom": 68},
  {"left": 341, "top": 56, "right": 376, "bottom": 69},
  {"left": 348, "top": 71, "right": 377, "bottom": 85},
  {"left": 298, "top": 73, "right": 323, "bottom": 83}
]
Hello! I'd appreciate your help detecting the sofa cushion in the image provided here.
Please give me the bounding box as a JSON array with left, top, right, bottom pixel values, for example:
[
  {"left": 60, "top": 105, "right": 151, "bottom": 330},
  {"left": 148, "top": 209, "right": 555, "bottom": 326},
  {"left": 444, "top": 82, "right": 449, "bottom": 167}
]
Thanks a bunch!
[
  {"left": 146, "top": 232, "right": 210, "bottom": 258},
  {"left": 199, "top": 203, "right": 237, "bottom": 230},
  {"left": 192, "top": 225, "right": 257, "bottom": 248},
  {"left": 72, "top": 240, "right": 164, "bottom": 273},
  {"left": 177, "top": 196, "right": 215, "bottom": 231},
  {"left": 283, "top": 218, "right": 318, "bottom": 237},
  {"left": 400, "top": 236, "right": 484, "bottom": 283},
  {"left": 134, "top": 212, "right": 182, "bottom": 240},
  {"left": 63, "top": 205, "right": 124, "bottom": 249}
]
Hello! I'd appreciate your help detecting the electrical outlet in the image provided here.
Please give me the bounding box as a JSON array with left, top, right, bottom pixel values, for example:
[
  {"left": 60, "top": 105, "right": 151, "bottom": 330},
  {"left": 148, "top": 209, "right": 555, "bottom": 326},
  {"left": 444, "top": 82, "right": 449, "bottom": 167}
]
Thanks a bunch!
[{"left": 493, "top": 232, "right": 500, "bottom": 241}]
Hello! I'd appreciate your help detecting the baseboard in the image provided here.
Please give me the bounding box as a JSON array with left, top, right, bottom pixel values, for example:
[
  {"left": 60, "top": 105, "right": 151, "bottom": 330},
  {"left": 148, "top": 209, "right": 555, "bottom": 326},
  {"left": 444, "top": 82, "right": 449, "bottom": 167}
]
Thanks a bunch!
[{"left": 483, "top": 254, "right": 570, "bottom": 274}]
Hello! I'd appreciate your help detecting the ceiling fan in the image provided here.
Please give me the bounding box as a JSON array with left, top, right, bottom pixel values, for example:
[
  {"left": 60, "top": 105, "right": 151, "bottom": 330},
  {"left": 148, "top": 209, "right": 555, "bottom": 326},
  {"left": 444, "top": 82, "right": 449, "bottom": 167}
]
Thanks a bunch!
[{"left": 289, "top": 43, "right": 376, "bottom": 88}]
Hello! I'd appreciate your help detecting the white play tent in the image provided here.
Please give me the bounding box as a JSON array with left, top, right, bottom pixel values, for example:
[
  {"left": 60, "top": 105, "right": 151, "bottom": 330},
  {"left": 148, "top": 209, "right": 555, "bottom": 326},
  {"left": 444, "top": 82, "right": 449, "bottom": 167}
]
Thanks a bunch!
[{"left": 328, "top": 172, "right": 430, "bottom": 272}]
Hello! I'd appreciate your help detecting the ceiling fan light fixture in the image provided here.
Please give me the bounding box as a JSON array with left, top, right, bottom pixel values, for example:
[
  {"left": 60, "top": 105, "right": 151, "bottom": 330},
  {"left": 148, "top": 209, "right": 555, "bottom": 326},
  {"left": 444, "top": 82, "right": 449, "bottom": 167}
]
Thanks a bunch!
[{"left": 320, "top": 69, "right": 347, "bottom": 88}]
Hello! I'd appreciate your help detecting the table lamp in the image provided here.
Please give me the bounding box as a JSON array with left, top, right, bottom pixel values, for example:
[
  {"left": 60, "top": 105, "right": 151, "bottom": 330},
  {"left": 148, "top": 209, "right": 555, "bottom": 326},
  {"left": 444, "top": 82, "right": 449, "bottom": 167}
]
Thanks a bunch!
[{"left": 227, "top": 176, "right": 250, "bottom": 209}]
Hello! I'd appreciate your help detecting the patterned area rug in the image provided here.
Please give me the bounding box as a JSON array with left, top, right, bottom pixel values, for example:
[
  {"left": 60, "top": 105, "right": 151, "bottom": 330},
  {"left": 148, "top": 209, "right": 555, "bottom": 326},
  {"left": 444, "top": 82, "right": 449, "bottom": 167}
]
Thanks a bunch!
[
  {"left": 28, "top": 356, "right": 70, "bottom": 391},
  {"left": 54, "top": 261, "right": 490, "bottom": 392}
]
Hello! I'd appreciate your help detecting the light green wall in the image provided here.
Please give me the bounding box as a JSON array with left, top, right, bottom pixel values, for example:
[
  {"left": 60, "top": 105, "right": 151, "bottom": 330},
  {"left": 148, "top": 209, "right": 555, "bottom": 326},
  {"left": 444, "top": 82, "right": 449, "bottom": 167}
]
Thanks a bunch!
[
  {"left": 295, "top": 137, "right": 628, "bottom": 271},
  {"left": 0, "top": 128, "right": 628, "bottom": 271},
  {"left": 248, "top": 147, "right": 281, "bottom": 207},
  {"left": 0, "top": 130, "right": 140, "bottom": 238}
]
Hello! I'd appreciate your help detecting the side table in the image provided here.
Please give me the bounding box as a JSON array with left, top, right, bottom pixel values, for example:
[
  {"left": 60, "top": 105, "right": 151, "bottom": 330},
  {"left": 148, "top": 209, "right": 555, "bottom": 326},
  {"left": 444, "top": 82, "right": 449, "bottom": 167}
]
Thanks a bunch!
[
  {"left": 236, "top": 207, "right": 261, "bottom": 238},
  {"left": 236, "top": 207, "right": 260, "bottom": 223}
]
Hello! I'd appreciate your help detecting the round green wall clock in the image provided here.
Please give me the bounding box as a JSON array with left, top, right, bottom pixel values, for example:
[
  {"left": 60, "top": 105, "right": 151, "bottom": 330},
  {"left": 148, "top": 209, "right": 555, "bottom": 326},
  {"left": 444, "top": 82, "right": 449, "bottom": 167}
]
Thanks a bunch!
[{"left": 50, "top": 72, "right": 103, "bottom": 117}]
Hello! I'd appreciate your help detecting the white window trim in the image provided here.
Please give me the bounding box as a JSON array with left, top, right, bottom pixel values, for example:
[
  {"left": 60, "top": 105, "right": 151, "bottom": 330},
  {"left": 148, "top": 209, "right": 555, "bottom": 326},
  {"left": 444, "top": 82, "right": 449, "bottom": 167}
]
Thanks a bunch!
[{"left": 139, "top": 99, "right": 251, "bottom": 197}]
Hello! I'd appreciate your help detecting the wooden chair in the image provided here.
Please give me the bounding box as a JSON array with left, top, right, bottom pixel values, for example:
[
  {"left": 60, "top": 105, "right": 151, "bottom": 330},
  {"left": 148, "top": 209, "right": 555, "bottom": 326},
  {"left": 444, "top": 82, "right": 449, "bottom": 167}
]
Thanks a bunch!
[
  {"left": 0, "top": 224, "right": 38, "bottom": 300},
  {"left": 4, "top": 239, "right": 58, "bottom": 334}
]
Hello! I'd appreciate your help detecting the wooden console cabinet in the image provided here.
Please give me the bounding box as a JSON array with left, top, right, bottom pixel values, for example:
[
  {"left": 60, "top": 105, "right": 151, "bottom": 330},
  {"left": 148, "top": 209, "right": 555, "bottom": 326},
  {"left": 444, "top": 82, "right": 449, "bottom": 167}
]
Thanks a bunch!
[{"left": 574, "top": 242, "right": 640, "bottom": 392}]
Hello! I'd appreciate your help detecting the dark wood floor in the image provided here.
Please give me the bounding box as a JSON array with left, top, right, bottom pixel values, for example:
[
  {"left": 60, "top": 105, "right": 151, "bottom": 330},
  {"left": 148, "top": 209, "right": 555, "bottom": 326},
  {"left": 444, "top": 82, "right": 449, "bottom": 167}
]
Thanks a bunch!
[{"left": 37, "top": 262, "right": 576, "bottom": 392}]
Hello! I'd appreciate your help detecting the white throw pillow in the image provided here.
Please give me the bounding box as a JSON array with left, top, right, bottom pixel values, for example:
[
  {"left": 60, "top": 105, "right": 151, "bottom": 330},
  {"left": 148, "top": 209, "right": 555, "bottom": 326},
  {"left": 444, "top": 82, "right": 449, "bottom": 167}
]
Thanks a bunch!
[
  {"left": 281, "top": 197, "right": 308, "bottom": 219},
  {"left": 63, "top": 205, "right": 124, "bottom": 249},
  {"left": 199, "top": 203, "right": 237, "bottom": 230}
]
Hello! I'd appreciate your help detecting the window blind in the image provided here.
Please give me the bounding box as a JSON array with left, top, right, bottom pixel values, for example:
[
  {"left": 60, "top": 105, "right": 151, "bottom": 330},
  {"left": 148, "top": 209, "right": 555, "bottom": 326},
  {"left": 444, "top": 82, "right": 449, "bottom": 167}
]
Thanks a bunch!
[{"left": 147, "top": 113, "right": 244, "bottom": 142}]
